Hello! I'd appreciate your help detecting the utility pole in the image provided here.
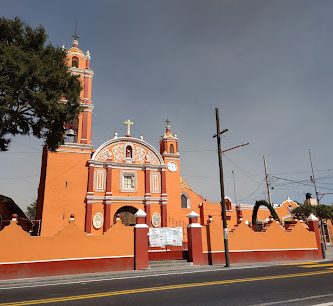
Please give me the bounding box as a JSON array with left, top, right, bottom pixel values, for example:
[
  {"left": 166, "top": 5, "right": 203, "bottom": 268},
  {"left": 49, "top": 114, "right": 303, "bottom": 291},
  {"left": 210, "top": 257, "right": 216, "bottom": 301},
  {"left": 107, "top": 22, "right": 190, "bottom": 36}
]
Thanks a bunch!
[
  {"left": 309, "top": 148, "right": 326, "bottom": 257},
  {"left": 214, "top": 108, "right": 230, "bottom": 267},
  {"left": 232, "top": 170, "right": 237, "bottom": 205},
  {"left": 263, "top": 155, "right": 273, "bottom": 205},
  {"left": 309, "top": 148, "right": 320, "bottom": 205}
]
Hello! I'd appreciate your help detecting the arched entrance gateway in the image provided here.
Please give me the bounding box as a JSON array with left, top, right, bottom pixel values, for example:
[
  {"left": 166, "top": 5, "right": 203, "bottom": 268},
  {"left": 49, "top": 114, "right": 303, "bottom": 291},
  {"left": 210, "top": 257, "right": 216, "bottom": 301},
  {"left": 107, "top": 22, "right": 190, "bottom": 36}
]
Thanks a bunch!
[{"left": 114, "top": 206, "right": 138, "bottom": 226}]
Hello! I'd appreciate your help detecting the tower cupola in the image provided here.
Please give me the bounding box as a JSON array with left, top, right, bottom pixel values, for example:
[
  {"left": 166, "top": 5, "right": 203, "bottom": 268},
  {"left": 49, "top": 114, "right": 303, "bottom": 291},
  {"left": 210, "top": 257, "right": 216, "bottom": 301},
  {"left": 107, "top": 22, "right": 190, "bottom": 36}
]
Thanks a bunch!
[{"left": 160, "top": 119, "right": 179, "bottom": 156}]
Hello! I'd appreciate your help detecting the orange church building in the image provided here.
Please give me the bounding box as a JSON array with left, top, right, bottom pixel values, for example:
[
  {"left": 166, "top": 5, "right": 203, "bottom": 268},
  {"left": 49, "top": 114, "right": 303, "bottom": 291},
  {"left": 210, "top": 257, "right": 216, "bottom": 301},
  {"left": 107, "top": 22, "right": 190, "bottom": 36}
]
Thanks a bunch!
[
  {"left": 36, "top": 38, "right": 206, "bottom": 237},
  {"left": 0, "top": 38, "right": 325, "bottom": 280},
  {"left": 34, "top": 38, "right": 328, "bottom": 248}
]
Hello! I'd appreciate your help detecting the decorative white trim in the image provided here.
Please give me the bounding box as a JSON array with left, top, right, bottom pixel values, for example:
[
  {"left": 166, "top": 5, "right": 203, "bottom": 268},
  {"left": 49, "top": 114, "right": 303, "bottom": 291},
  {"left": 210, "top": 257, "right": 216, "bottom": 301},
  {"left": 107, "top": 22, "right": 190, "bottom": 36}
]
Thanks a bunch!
[
  {"left": 307, "top": 214, "right": 319, "bottom": 221},
  {"left": 0, "top": 255, "right": 134, "bottom": 265},
  {"left": 202, "top": 247, "right": 318, "bottom": 254},
  {"left": 84, "top": 196, "right": 167, "bottom": 203},
  {"left": 151, "top": 172, "right": 161, "bottom": 193},
  {"left": 187, "top": 211, "right": 199, "bottom": 218},
  {"left": 187, "top": 223, "right": 202, "bottom": 228},
  {"left": 134, "top": 224, "right": 149, "bottom": 228},
  {"left": 94, "top": 169, "right": 106, "bottom": 192},
  {"left": 135, "top": 208, "right": 147, "bottom": 217},
  {"left": 92, "top": 212, "right": 104, "bottom": 229},
  {"left": 162, "top": 156, "right": 181, "bottom": 160},
  {"left": 56, "top": 149, "right": 93, "bottom": 154},
  {"left": 88, "top": 161, "right": 164, "bottom": 171}
]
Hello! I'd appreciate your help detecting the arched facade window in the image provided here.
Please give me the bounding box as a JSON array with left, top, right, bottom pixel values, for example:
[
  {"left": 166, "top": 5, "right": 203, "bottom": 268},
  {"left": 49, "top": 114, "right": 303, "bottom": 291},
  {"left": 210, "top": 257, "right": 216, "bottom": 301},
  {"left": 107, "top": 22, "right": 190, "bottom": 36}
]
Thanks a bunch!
[
  {"left": 72, "top": 57, "right": 79, "bottom": 68},
  {"left": 126, "top": 145, "right": 133, "bottom": 158},
  {"left": 170, "top": 144, "right": 174, "bottom": 153},
  {"left": 181, "top": 194, "right": 190, "bottom": 208}
]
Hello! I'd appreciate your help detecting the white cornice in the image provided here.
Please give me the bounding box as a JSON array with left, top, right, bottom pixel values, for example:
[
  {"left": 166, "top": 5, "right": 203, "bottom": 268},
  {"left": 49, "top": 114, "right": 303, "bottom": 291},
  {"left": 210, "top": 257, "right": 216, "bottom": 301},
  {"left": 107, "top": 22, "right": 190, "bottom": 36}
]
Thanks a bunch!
[
  {"left": 58, "top": 143, "right": 94, "bottom": 151},
  {"left": 84, "top": 195, "right": 167, "bottom": 203},
  {"left": 162, "top": 153, "right": 180, "bottom": 158}
]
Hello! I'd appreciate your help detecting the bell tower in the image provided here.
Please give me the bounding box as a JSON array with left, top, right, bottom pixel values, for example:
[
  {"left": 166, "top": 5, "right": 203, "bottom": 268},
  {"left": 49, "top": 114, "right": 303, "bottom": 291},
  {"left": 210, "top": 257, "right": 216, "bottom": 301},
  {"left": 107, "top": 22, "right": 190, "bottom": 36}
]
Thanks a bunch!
[
  {"left": 160, "top": 120, "right": 181, "bottom": 223},
  {"left": 36, "top": 36, "right": 95, "bottom": 236},
  {"left": 64, "top": 36, "right": 94, "bottom": 145}
]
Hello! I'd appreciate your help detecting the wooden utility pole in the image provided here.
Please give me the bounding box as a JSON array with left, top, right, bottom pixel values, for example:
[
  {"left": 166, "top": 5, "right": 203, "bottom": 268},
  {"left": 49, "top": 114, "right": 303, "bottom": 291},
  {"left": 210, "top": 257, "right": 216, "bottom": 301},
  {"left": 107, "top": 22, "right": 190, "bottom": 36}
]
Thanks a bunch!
[
  {"left": 232, "top": 170, "right": 237, "bottom": 205},
  {"left": 309, "top": 148, "right": 326, "bottom": 257},
  {"left": 214, "top": 108, "right": 230, "bottom": 267},
  {"left": 263, "top": 155, "right": 272, "bottom": 205}
]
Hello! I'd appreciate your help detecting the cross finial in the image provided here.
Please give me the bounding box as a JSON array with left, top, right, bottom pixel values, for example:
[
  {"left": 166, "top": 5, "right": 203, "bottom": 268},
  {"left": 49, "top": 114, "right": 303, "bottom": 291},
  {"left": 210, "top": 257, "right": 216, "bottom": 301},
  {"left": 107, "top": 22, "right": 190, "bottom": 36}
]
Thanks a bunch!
[
  {"left": 165, "top": 119, "right": 171, "bottom": 126},
  {"left": 72, "top": 18, "right": 79, "bottom": 41},
  {"left": 124, "top": 119, "right": 133, "bottom": 136},
  {"left": 72, "top": 18, "right": 79, "bottom": 47}
]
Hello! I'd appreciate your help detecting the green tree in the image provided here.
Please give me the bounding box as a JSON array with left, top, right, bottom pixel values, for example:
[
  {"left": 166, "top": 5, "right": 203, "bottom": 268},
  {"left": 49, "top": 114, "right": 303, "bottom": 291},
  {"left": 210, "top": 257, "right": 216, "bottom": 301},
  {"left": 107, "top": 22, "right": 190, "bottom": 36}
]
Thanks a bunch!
[
  {"left": 291, "top": 204, "right": 333, "bottom": 221},
  {"left": 291, "top": 204, "right": 314, "bottom": 221},
  {"left": 0, "top": 17, "right": 81, "bottom": 151},
  {"left": 314, "top": 204, "right": 333, "bottom": 221},
  {"left": 25, "top": 199, "right": 37, "bottom": 220}
]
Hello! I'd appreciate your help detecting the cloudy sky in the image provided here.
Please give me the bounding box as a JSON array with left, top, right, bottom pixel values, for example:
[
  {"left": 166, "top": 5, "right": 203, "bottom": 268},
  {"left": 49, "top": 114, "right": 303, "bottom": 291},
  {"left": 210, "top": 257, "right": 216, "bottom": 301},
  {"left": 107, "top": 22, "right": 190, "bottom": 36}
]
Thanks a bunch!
[{"left": 1, "top": 0, "right": 333, "bottom": 210}]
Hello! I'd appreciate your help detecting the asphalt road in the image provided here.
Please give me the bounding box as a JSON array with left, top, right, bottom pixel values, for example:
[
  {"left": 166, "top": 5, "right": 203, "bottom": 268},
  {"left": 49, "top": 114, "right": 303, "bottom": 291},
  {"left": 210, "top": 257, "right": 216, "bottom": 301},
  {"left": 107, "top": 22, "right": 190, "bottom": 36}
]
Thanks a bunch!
[{"left": 1, "top": 261, "right": 333, "bottom": 305}]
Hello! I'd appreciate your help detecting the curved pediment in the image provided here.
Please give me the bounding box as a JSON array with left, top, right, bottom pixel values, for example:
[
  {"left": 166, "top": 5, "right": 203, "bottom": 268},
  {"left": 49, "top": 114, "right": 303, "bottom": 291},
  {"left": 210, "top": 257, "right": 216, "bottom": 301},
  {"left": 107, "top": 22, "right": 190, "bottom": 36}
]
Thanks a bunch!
[{"left": 92, "top": 137, "right": 164, "bottom": 165}]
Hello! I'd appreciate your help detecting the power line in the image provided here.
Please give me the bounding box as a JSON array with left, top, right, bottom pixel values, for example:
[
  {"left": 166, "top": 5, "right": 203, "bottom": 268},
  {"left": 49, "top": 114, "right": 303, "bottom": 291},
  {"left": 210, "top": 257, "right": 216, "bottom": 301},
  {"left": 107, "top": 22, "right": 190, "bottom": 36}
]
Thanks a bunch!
[
  {"left": 270, "top": 169, "right": 333, "bottom": 175},
  {"left": 223, "top": 154, "right": 261, "bottom": 184},
  {"left": 1, "top": 151, "right": 40, "bottom": 154},
  {"left": 238, "top": 179, "right": 265, "bottom": 202},
  {"left": 0, "top": 175, "right": 38, "bottom": 180}
]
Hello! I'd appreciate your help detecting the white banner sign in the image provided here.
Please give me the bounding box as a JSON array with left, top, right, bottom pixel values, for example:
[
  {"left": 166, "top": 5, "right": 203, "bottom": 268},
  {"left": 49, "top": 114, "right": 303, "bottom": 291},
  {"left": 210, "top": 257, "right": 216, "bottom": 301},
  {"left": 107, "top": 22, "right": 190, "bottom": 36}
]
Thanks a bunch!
[{"left": 149, "top": 227, "right": 183, "bottom": 247}]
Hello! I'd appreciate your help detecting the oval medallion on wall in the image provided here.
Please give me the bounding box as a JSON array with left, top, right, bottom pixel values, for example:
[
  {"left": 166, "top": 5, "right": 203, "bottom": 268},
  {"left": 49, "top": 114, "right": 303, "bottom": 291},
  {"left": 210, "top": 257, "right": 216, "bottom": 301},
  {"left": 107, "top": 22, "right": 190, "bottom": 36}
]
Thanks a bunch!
[
  {"left": 93, "top": 212, "right": 104, "bottom": 229},
  {"left": 152, "top": 212, "right": 161, "bottom": 228}
]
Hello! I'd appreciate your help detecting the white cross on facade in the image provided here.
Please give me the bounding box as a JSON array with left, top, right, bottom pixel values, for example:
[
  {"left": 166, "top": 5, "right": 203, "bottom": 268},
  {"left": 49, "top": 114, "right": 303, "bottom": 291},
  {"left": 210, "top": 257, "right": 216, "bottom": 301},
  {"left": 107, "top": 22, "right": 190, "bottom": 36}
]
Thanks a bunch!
[{"left": 124, "top": 119, "right": 133, "bottom": 136}]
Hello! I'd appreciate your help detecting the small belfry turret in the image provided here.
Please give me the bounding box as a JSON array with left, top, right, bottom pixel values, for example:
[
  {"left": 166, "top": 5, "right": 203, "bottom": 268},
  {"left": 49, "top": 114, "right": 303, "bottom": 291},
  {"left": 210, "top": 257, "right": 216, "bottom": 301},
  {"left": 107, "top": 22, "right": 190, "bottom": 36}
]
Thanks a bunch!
[
  {"left": 64, "top": 36, "right": 94, "bottom": 145},
  {"left": 160, "top": 120, "right": 181, "bottom": 223},
  {"left": 160, "top": 119, "right": 179, "bottom": 155}
]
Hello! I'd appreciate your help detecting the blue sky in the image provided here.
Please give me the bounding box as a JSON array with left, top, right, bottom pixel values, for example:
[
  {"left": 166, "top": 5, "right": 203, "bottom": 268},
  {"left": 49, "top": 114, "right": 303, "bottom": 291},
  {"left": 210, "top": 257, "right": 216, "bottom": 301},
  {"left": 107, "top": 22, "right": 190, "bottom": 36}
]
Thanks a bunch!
[{"left": 1, "top": 0, "right": 333, "bottom": 210}]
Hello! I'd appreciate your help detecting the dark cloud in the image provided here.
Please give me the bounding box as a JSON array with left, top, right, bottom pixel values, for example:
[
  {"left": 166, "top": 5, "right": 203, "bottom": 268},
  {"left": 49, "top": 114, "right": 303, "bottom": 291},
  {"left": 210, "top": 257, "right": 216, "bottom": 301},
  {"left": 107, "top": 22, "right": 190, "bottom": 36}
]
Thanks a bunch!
[{"left": 1, "top": 0, "right": 333, "bottom": 208}]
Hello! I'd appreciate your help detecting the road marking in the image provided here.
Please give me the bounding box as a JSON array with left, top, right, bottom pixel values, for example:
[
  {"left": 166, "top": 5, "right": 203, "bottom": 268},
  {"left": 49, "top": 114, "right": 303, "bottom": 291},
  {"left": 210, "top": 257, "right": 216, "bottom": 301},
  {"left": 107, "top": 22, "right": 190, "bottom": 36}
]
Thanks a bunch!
[
  {"left": 0, "top": 269, "right": 332, "bottom": 305},
  {"left": 253, "top": 293, "right": 333, "bottom": 305},
  {"left": 299, "top": 263, "right": 333, "bottom": 268},
  {"left": 281, "top": 261, "right": 317, "bottom": 266},
  {"left": 0, "top": 263, "right": 298, "bottom": 291}
]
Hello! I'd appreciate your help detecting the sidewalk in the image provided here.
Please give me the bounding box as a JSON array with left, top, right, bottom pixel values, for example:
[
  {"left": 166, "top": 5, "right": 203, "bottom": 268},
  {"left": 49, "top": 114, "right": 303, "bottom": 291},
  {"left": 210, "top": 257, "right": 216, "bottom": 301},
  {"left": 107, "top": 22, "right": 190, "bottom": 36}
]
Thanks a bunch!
[{"left": 0, "top": 245, "right": 332, "bottom": 289}]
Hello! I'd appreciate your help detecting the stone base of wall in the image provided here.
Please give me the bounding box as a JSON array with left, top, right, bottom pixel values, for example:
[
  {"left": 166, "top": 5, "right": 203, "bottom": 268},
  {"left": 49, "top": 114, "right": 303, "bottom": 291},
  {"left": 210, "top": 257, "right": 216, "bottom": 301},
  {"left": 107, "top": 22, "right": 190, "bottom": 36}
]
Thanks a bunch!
[
  {"left": 204, "top": 249, "right": 322, "bottom": 265},
  {"left": 0, "top": 256, "right": 134, "bottom": 280},
  {"left": 148, "top": 247, "right": 188, "bottom": 261}
]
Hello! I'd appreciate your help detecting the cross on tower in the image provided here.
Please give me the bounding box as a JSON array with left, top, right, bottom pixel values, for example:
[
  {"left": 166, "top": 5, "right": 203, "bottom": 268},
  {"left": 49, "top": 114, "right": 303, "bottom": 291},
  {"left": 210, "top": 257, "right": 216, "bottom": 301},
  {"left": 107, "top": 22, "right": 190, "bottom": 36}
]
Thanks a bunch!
[
  {"left": 165, "top": 119, "right": 171, "bottom": 126},
  {"left": 72, "top": 18, "right": 79, "bottom": 41},
  {"left": 124, "top": 119, "right": 133, "bottom": 136}
]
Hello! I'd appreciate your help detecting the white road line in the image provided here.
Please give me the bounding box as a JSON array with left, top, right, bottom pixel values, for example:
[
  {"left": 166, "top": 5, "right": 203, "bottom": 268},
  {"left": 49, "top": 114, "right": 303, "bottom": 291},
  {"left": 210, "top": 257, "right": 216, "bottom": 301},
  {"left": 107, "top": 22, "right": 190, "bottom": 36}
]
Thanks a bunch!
[{"left": 254, "top": 294, "right": 333, "bottom": 305}]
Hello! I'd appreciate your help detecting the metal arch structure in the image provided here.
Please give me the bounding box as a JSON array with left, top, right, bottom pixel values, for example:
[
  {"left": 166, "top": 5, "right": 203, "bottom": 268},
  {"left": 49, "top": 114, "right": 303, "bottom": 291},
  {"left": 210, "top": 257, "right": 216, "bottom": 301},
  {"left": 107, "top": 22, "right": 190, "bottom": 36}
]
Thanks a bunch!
[{"left": 251, "top": 200, "right": 281, "bottom": 229}]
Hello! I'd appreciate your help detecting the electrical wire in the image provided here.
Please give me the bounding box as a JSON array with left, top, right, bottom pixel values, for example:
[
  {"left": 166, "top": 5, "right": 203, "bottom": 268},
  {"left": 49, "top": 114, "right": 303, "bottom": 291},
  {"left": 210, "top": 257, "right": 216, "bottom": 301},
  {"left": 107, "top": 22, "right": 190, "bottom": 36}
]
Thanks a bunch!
[
  {"left": 223, "top": 154, "right": 261, "bottom": 184},
  {"left": 238, "top": 179, "right": 265, "bottom": 202}
]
